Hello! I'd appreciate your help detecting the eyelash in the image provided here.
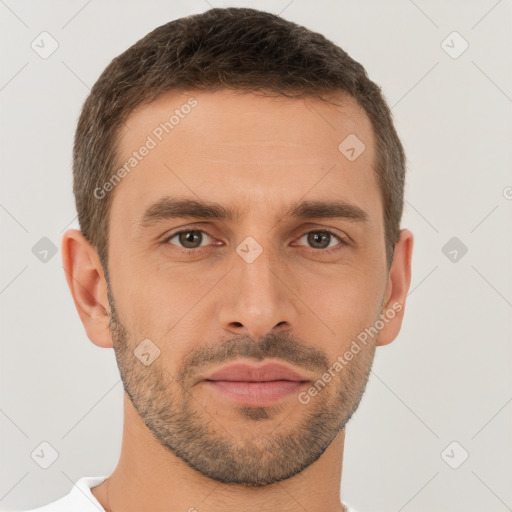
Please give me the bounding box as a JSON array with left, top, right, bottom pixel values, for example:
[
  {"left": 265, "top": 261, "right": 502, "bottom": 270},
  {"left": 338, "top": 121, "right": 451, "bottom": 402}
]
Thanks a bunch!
[{"left": 162, "top": 226, "right": 348, "bottom": 253}]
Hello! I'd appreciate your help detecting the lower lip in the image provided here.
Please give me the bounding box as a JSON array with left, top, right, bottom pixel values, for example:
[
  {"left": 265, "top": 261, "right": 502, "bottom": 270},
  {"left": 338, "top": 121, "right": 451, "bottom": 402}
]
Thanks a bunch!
[{"left": 203, "top": 380, "right": 308, "bottom": 406}]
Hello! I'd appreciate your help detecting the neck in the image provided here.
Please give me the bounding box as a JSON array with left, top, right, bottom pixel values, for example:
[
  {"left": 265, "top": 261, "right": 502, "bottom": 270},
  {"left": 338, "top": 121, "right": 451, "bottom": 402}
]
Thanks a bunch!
[{"left": 92, "top": 394, "right": 348, "bottom": 512}]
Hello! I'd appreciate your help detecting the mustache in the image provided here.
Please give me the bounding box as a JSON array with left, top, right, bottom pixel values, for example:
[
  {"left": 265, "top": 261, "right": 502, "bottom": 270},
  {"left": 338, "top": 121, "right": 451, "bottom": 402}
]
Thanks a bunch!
[{"left": 177, "top": 332, "right": 330, "bottom": 382}]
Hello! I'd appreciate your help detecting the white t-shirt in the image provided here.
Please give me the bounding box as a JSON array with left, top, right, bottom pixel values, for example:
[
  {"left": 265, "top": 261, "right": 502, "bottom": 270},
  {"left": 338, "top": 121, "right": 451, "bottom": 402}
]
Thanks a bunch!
[{"left": 21, "top": 476, "right": 359, "bottom": 512}]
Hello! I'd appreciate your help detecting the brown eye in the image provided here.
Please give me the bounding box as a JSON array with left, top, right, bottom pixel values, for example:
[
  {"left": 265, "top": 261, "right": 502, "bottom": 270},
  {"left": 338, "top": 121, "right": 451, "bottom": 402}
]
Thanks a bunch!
[
  {"left": 166, "top": 230, "right": 213, "bottom": 249},
  {"left": 296, "top": 230, "right": 345, "bottom": 250}
]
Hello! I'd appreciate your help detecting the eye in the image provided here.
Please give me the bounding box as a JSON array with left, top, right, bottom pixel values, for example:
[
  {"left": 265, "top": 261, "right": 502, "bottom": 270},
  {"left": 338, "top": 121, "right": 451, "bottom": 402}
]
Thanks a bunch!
[
  {"left": 162, "top": 228, "right": 347, "bottom": 253},
  {"left": 295, "top": 230, "right": 347, "bottom": 251},
  {"left": 164, "top": 229, "right": 216, "bottom": 250}
]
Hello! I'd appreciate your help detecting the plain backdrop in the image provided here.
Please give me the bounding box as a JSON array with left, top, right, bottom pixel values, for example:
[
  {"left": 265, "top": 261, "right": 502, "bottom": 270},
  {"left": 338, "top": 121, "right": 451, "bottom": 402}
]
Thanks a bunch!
[{"left": 1, "top": 1, "right": 511, "bottom": 511}]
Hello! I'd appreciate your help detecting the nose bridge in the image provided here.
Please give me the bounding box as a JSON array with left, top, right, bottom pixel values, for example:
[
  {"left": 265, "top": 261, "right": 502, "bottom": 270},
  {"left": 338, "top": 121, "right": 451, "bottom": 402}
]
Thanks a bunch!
[
  {"left": 238, "top": 237, "right": 280, "bottom": 306},
  {"left": 217, "top": 232, "right": 297, "bottom": 339}
]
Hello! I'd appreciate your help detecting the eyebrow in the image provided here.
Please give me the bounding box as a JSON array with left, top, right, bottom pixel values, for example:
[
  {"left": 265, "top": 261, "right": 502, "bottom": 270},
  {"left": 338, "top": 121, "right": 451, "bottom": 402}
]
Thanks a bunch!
[{"left": 137, "top": 196, "right": 369, "bottom": 229}]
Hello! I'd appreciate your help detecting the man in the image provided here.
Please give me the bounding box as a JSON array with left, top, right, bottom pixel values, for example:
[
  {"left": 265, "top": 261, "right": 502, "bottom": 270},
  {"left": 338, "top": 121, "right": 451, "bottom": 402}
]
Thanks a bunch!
[{"left": 25, "top": 7, "right": 413, "bottom": 512}]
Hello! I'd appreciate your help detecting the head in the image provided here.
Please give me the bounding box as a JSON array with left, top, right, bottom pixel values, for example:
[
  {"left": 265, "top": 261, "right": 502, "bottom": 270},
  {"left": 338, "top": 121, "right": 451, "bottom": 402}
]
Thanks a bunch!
[{"left": 63, "top": 7, "right": 413, "bottom": 486}]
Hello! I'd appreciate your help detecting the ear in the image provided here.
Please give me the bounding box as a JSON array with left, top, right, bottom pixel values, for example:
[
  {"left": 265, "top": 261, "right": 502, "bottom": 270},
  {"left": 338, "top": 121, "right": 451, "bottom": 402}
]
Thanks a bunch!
[
  {"left": 61, "top": 229, "right": 113, "bottom": 348},
  {"left": 376, "top": 228, "right": 414, "bottom": 347}
]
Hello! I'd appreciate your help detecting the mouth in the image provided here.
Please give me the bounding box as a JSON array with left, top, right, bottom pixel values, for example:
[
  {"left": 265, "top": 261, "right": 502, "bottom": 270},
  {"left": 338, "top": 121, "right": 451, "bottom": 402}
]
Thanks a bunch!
[{"left": 200, "top": 361, "right": 311, "bottom": 406}]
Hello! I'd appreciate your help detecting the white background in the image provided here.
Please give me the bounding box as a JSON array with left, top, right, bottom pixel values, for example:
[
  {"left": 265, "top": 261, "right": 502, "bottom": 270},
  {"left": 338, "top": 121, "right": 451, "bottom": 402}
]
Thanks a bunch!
[{"left": 1, "top": 0, "right": 511, "bottom": 511}]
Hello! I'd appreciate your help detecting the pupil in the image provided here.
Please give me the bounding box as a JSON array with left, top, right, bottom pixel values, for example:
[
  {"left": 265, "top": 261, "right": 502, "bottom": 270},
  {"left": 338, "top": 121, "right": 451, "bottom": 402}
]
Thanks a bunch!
[
  {"left": 181, "top": 231, "right": 200, "bottom": 248},
  {"left": 309, "top": 232, "right": 329, "bottom": 248}
]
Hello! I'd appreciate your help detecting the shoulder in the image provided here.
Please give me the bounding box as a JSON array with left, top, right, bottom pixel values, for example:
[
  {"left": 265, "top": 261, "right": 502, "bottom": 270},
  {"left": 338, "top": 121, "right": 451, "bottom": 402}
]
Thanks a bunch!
[{"left": 19, "top": 476, "right": 108, "bottom": 512}]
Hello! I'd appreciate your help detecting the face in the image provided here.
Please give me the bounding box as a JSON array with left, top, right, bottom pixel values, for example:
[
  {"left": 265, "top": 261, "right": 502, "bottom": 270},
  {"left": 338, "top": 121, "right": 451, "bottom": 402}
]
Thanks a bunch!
[{"left": 106, "top": 89, "right": 390, "bottom": 486}]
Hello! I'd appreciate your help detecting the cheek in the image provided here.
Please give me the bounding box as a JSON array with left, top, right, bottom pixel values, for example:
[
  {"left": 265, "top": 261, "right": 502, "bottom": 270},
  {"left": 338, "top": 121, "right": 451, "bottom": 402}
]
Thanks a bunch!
[
  {"left": 301, "top": 269, "right": 384, "bottom": 353},
  {"left": 114, "top": 262, "right": 210, "bottom": 342},
  {"left": 107, "top": 252, "right": 168, "bottom": 337}
]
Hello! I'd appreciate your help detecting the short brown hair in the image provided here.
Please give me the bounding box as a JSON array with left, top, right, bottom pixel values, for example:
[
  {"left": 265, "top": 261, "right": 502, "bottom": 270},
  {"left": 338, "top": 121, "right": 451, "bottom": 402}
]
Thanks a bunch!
[{"left": 73, "top": 7, "right": 406, "bottom": 273}]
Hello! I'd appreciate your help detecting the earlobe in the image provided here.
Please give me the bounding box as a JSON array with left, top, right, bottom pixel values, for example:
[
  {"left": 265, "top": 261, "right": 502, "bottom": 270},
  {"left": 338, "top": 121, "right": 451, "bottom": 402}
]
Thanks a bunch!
[
  {"left": 61, "top": 229, "right": 113, "bottom": 348},
  {"left": 376, "top": 229, "right": 414, "bottom": 347}
]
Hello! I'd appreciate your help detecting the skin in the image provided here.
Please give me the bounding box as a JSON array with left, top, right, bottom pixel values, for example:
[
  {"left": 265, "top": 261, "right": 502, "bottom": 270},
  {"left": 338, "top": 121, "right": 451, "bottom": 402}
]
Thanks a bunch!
[{"left": 62, "top": 89, "right": 413, "bottom": 512}]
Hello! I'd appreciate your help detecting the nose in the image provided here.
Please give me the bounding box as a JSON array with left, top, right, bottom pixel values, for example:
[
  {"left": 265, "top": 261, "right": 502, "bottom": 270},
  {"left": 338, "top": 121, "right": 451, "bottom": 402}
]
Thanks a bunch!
[{"left": 217, "top": 246, "right": 299, "bottom": 340}]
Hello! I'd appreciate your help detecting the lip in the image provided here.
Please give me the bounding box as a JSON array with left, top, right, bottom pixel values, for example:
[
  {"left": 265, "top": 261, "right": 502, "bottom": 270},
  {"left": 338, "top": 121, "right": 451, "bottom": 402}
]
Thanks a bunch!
[
  {"left": 201, "top": 362, "right": 311, "bottom": 406},
  {"left": 204, "top": 362, "right": 310, "bottom": 382}
]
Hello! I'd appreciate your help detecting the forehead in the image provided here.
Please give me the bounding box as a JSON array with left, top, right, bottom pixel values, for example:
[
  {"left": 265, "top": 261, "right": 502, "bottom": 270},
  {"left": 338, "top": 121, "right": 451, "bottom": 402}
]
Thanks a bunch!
[{"left": 111, "top": 89, "right": 381, "bottom": 226}]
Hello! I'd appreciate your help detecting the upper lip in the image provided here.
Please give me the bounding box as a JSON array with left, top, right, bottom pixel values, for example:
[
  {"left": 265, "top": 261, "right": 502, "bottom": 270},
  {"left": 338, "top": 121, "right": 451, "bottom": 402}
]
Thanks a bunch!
[{"left": 202, "top": 361, "right": 311, "bottom": 382}]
